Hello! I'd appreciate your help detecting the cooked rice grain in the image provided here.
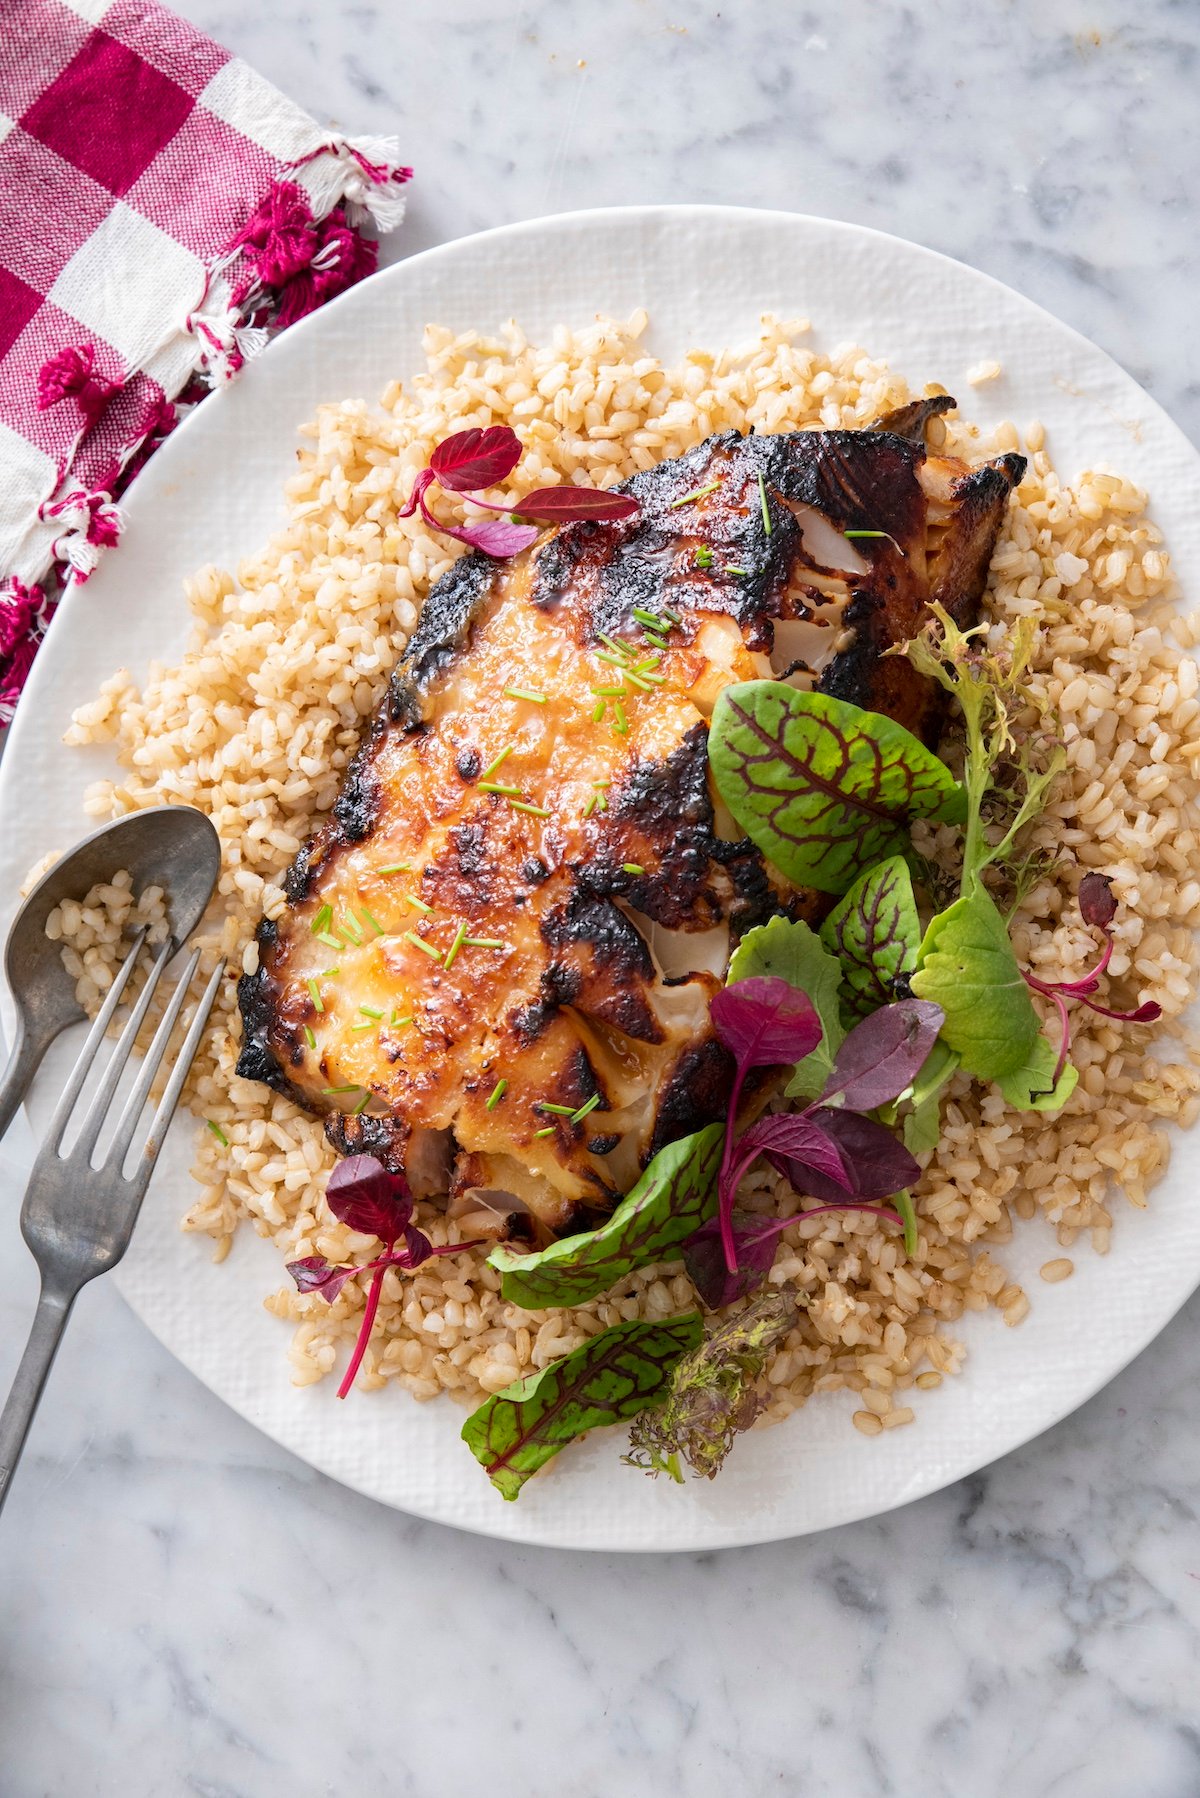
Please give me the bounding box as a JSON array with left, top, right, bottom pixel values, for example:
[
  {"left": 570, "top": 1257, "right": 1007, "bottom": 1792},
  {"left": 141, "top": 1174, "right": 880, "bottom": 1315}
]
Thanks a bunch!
[{"left": 54, "top": 314, "right": 1200, "bottom": 1436}]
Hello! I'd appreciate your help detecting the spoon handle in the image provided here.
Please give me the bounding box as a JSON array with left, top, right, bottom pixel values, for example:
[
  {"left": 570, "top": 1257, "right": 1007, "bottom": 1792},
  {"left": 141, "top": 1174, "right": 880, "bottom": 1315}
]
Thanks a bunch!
[
  {"left": 0, "top": 1020, "right": 48, "bottom": 1145},
  {"left": 0, "top": 1278, "right": 76, "bottom": 1517}
]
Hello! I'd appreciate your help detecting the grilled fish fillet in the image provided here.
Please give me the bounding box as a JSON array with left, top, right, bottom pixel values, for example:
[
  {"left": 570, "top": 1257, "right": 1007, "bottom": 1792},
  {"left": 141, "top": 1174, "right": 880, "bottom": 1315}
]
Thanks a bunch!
[{"left": 238, "top": 400, "right": 1024, "bottom": 1240}]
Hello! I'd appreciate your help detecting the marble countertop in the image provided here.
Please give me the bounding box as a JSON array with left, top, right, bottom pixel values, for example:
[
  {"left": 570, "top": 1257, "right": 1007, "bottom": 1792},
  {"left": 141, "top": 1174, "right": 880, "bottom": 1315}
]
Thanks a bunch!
[{"left": 4, "top": 2, "right": 1200, "bottom": 1793}]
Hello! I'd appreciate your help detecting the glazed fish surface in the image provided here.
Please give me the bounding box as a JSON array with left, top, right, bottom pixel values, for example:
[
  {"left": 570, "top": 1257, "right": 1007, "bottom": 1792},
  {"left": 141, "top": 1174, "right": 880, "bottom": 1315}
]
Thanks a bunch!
[{"left": 237, "top": 400, "right": 1024, "bottom": 1240}]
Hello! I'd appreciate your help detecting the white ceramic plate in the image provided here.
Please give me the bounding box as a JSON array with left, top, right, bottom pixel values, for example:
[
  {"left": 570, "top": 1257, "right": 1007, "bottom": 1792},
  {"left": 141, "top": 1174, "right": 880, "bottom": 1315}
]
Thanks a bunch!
[{"left": 0, "top": 206, "right": 1196, "bottom": 1551}]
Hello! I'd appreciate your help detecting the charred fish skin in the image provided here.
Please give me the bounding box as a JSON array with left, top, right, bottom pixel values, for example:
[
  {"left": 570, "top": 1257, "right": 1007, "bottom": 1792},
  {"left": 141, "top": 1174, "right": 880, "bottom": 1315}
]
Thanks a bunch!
[{"left": 236, "top": 407, "right": 1024, "bottom": 1233}]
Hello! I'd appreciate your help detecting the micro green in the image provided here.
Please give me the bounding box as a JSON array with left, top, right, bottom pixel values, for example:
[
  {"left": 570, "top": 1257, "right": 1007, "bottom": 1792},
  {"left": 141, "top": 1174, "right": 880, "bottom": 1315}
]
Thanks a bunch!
[
  {"left": 479, "top": 746, "right": 514, "bottom": 780},
  {"left": 443, "top": 921, "right": 469, "bottom": 970},
  {"left": 757, "top": 470, "right": 771, "bottom": 535},
  {"left": 288, "top": 1156, "right": 486, "bottom": 1395},
  {"left": 405, "top": 930, "right": 443, "bottom": 961},
  {"left": 669, "top": 478, "right": 722, "bottom": 508}
]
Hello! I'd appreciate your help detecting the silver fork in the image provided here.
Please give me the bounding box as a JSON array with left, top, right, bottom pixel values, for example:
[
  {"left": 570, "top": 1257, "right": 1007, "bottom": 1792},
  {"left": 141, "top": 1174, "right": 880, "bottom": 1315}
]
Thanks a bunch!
[{"left": 0, "top": 931, "right": 224, "bottom": 1515}]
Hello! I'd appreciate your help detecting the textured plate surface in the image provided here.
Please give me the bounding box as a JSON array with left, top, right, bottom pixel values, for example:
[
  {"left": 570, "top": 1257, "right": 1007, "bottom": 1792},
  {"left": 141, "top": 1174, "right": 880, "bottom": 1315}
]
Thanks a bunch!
[{"left": 0, "top": 206, "right": 1196, "bottom": 1551}]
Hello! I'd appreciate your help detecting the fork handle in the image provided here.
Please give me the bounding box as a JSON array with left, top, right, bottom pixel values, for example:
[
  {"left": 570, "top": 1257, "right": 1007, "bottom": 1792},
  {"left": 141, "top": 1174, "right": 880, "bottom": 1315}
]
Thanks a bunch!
[{"left": 0, "top": 1281, "right": 75, "bottom": 1517}]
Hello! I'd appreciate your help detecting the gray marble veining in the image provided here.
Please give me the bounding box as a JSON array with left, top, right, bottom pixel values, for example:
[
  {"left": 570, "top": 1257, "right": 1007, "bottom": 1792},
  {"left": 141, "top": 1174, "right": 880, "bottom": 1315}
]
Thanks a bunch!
[{"left": 3, "top": 2, "right": 1200, "bottom": 1793}]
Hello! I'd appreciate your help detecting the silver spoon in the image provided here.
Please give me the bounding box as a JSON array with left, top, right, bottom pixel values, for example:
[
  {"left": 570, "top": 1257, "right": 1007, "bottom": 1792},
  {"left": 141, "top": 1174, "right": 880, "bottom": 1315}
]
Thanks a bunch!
[{"left": 0, "top": 807, "right": 222, "bottom": 1143}]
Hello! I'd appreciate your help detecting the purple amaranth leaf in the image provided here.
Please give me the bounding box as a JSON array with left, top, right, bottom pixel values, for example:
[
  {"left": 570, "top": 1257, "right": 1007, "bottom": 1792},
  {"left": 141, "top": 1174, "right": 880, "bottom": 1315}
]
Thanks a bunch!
[
  {"left": 512, "top": 485, "right": 640, "bottom": 524},
  {"left": 732, "top": 1111, "right": 853, "bottom": 1194},
  {"left": 710, "top": 977, "right": 823, "bottom": 1276},
  {"left": 429, "top": 425, "right": 523, "bottom": 492},
  {"left": 1078, "top": 871, "right": 1117, "bottom": 930},
  {"left": 710, "top": 976, "right": 823, "bottom": 1072},
  {"left": 804, "top": 1108, "right": 921, "bottom": 1199},
  {"left": 325, "top": 1154, "right": 414, "bottom": 1244},
  {"left": 435, "top": 517, "right": 542, "bottom": 557},
  {"left": 396, "top": 466, "right": 436, "bottom": 520},
  {"left": 684, "top": 1211, "right": 792, "bottom": 1309},
  {"left": 818, "top": 998, "right": 943, "bottom": 1113},
  {"left": 285, "top": 1254, "right": 360, "bottom": 1303}
]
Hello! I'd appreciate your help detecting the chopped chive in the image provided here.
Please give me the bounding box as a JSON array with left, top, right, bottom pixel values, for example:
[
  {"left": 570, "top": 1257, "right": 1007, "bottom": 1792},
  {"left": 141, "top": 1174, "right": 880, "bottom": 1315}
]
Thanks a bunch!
[
  {"left": 583, "top": 794, "right": 598, "bottom": 819},
  {"left": 693, "top": 547, "right": 714, "bottom": 571},
  {"left": 537, "top": 1102, "right": 576, "bottom": 1116},
  {"left": 443, "top": 921, "right": 469, "bottom": 970},
  {"left": 662, "top": 607, "right": 683, "bottom": 625},
  {"left": 479, "top": 745, "right": 514, "bottom": 779},
  {"left": 480, "top": 780, "right": 521, "bottom": 796},
  {"left": 669, "top": 477, "right": 721, "bottom": 508},
  {"left": 595, "top": 790, "right": 608, "bottom": 813},
  {"left": 590, "top": 684, "right": 625, "bottom": 697},
  {"left": 339, "top": 918, "right": 363, "bottom": 946},
  {"left": 622, "top": 863, "right": 646, "bottom": 875},
  {"left": 378, "top": 862, "right": 412, "bottom": 874},
  {"left": 503, "top": 687, "right": 548, "bottom": 704},
  {"left": 315, "top": 931, "right": 342, "bottom": 951},
  {"left": 350, "top": 1020, "right": 373, "bottom": 1031},
  {"left": 322, "top": 965, "right": 340, "bottom": 978},
  {"left": 310, "top": 904, "right": 332, "bottom": 936},
  {"left": 206, "top": 1119, "right": 229, "bottom": 1146},
  {"left": 725, "top": 564, "right": 749, "bottom": 576},
  {"left": 358, "top": 1005, "right": 384, "bottom": 1020},
  {"left": 632, "top": 607, "right": 668, "bottom": 629},
  {"left": 486, "top": 1078, "right": 508, "bottom": 1111},
  {"left": 570, "top": 1094, "right": 602, "bottom": 1123},
  {"left": 596, "top": 631, "right": 633, "bottom": 662},
  {"left": 591, "top": 700, "right": 606, "bottom": 723},
  {"left": 641, "top": 630, "right": 669, "bottom": 649},
  {"left": 594, "top": 649, "right": 633, "bottom": 670},
  {"left": 306, "top": 978, "right": 324, "bottom": 1012},
  {"left": 303, "top": 1025, "right": 316, "bottom": 1050},
  {"left": 634, "top": 668, "right": 666, "bottom": 686},
  {"left": 390, "top": 1011, "right": 412, "bottom": 1028},
  {"left": 632, "top": 650, "right": 663, "bottom": 668},
  {"left": 757, "top": 470, "right": 772, "bottom": 535},
  {"left": 465, "top": 937, "right": 507, "bottom": 950},
  {"left": 621, "top": 669, "right": 654, "bottom": 692},
  {"left": 405, "top": 930, "right": 444, "bottom": 961},
  {"left": 359, "top": 906, "right": 386, "bottom": 936},
  {"left": 352, "top": 1091, "right": 371, "bottom": 1115},
  {"left": 843, "top": 529, "right": 888, "bottom": 539},
  {"left": 510, "top": 800, "right": 550, "bottom": 817},
  {"left": 402, "top": 893, "right": 432, "bottom": 915},
  {"left": 533, "top": 1125, "right": 556, "bottom": 1139},
  {"left": 322, "top": 1083, "right": 365, "bottom": 1095},
  {"left": 613, "top": 701, "right": 628, "bottom": 735}
]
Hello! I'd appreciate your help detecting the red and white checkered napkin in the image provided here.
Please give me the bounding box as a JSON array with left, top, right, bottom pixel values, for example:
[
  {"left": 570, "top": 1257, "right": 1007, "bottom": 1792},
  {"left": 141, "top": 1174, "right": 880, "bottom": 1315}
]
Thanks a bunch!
[{"left": 0, "top": 0, "right": 411, "bottom": 721}]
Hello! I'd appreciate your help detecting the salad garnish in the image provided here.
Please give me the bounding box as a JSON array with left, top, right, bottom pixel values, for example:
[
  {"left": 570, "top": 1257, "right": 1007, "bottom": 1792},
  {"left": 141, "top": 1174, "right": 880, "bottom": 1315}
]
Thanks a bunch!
[{"left": 398, "top": 425, "right": 638, "bottom": 557}]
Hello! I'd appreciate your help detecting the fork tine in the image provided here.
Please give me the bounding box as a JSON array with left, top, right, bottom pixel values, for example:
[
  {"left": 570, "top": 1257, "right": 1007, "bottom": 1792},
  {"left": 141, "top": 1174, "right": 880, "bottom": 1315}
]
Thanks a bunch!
[
  {"left": 70, "top": 936, "right": 176, "bottom": 1165},
  {"left": 104, "top": 945, "right": 202, "bottom": 1172},
  {"left": 42, "top": 928, "right": 147, "bottom": 1154},
  {"left": 126, "top": 958, "right": 225, "bottom": 1194}
]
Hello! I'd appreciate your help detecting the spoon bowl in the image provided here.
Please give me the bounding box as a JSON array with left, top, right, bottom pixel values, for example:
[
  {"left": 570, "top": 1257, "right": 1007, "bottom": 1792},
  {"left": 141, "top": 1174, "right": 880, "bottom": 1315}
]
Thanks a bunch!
[{"left": 0, "top": 807, "right": 222, "bottom": 1142}]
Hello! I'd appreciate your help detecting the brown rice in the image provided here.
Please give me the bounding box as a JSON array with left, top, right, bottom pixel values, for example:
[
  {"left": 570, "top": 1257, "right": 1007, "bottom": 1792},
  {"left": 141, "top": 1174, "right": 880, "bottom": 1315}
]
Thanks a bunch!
[{"left": 48, "top": 313, "right": 1200, "bottom": 1435}]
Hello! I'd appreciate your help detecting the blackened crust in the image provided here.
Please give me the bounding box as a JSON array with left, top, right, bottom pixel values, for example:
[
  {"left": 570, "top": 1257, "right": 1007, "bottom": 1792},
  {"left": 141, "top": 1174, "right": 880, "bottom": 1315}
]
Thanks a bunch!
[
  {"left": 388, "top": 552, "right": 496, "bottom": 729},
  {"left": 234, "top": 920, "right": 294, "bottom": 1094}
]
